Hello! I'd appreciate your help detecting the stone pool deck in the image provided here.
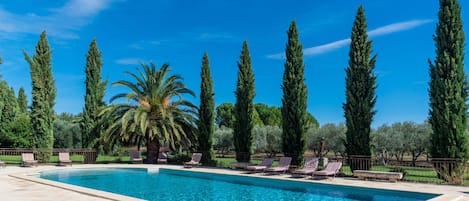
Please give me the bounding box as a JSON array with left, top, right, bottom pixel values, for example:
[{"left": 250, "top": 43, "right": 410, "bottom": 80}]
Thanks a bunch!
[{"left": 1, "top": 164, "right": 468, "bottom": 201}]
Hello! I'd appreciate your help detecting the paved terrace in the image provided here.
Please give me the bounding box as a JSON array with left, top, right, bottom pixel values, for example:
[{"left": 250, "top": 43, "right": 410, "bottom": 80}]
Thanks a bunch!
[{"left": 1, "top": 164, "right": 469, "bottom": 201}]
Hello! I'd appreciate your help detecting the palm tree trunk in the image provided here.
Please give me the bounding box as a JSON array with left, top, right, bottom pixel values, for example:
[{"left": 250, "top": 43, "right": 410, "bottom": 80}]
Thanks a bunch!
[{"left": 146, "top": 138, "right": 160, "bottom": 164}]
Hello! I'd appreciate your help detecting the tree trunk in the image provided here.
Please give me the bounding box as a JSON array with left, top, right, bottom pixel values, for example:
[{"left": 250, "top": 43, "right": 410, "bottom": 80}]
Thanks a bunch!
[
  {"left": 146, "top": 138, "right": 160, "bottom": 164},
  {"left": 236, "top": 151, "right": 250, "bottom": 162},
  {"left": 411, "top": 152, "right": 422, "bottom": 167}
]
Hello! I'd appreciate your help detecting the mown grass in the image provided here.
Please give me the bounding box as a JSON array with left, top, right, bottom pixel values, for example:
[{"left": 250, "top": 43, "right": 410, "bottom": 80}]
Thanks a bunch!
[
  {"left": 215, "top": 157, "right": 469, "bottom": 185},
  {"left": 214, "top": 157, "right": 278, "bottom": 168},
  {"left": 2, "top": 154, "right": 467, "bottom": 185},
  {"left": 340, "top": 164, "right": 469, "bottom": 185},
  {"left": 0, "top": 154, "right": 130, "bottom": 165}
]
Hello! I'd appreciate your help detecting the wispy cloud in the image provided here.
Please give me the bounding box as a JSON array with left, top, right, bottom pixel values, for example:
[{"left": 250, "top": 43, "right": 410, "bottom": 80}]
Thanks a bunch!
[
  {"left": 0, "top": 0, "right": 121, "bottom": 39},
  {"left": 197, "top": 32, "right": 234, "bottom": 41},
  {"left": 53, "top": 0, "right": 115, "bottom": 17},
  {"left": 375, "top": 70, "right": 391, "bottom": 77},
  {"left": 115, "top": 58, "right": 143, "bottom": 65},
  {"left": 267, "top": 19, "right": 433, "bottom": 59},
  {"left": 368, "top": 19, "right": 433, "bottom": 37},
  {"left": 129, "top": 40, "right": 161, "bottom": 50}
]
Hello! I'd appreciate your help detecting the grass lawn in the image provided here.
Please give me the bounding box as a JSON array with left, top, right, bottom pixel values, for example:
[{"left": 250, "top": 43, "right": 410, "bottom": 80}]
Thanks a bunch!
[
  {"left": 216, "top": 157, "right": 468, "bottom": 185},
  {"left": 1, "top": 153, "right": 467, "bottom": 185},
  {"left": 341, "top": 164, "right": 469, "bottom": 184},
  {"left": 215, "top": 157, "right": 278, "bottom": 168},
  {"left": 0, "top": 154, "right": 131, "bottom": 165}
]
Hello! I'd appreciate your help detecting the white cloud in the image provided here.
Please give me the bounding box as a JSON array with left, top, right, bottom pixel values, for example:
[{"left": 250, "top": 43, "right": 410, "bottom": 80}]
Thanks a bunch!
[
  {"left": 267, "top": 19, "right": 433, "bottom": 59},
  {"left": 197, "top": 32, "right": 234, "bottom": 41},
  {"left": 266, "top": 38, "right": 352, "bottom": 59},
  {"left": 129, "top": 40, "right": 161, "bottom": 50},
  {"left": 115, "top": 58, "right": 143, "bottom": 65},
  {"left": 303, "top": 39, "right": 351, "bottom": 56},
  {"left": 368, "top": 19, "right": 433, "bottom": 37},
  {"left": 0, "top": 0, "right": 121, "bottom": 39},
  {"left": 55, "top": 0, "right": 113, "bottom": 17},
  {"left": 266, "top": 53, "right": 284, "bottom": 60}
]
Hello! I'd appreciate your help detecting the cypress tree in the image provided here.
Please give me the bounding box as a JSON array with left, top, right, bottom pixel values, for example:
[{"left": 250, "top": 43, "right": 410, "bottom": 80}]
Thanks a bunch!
[
  {"left": 233, "top": 41, "right": 256, "bottom": 162},
  {"left": 17, "top": 87, "right": 28, "bottom": 114},
  {"left": 343, "top": 6, "right": 377, "bottom": 171},
  {"left": 0, "top": 85, "right": 19, "bottom": 134},
  {"left": 81, "top": 39, "right": 106, "bottom": 148},
  {"left": 24, "top": 31, "right": 56, "bottom": 161},
  {"left": 281, "top": 20, "right": 308, "bottom": 166},
  {"left": 197, "top": 52, "right": 215, "bottom": 164},
  {"left": 429, "top": 0, "right": 468, "bottom": 184}
]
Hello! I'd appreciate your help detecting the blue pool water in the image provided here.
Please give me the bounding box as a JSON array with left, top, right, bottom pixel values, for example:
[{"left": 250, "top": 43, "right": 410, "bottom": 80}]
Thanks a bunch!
[{"left": 39, "top": 168, "right": 438, "bottom": 201}]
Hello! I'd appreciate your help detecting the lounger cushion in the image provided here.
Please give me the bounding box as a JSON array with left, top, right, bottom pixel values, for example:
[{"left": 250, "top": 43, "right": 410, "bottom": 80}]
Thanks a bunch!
[{"left": 246, "top": 166, "right": 268, "bottom": 171}]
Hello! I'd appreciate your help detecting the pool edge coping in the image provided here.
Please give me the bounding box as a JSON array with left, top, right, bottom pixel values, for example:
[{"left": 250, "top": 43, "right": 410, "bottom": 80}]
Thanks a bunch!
[
  {"left": 9, "top": 169, "right": 146, "bottom": 201},
  {"left": 8, "top": 164, "right": 467, "bottom": 201}
]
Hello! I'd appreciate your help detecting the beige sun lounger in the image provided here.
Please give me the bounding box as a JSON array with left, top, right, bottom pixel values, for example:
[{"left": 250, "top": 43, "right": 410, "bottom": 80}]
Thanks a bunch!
[
  {"left": 312, "top": 162, "right": 342, "bottom": 178},
  {"left": 184, "top": 153, "right": 202, "bottom": 168},
  {"left": 130, "top": 151, "right": 143, "bottom": 164},
  {"left": 157, "top": 152, "right": 168, "bottom": 164},
  {"left": 58, "top": 152, "right": 72, "bottom": 166},
  {"left": 265, "top": 157, "right": 292, "bottom": 174},
  {"left": 21, "top": 153, "right": 38, "bottom": 167},
  {"left": 292, "top": 157, "right": 319, "bottom": 176},
  {"left": 246, "top": 158, "right": 274, "bottom": 173}
]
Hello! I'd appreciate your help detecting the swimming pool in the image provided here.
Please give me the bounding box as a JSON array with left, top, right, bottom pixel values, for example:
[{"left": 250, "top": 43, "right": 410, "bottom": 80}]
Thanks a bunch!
[{"left": 39, "top": 168, "right": 438, "bottom": 201}]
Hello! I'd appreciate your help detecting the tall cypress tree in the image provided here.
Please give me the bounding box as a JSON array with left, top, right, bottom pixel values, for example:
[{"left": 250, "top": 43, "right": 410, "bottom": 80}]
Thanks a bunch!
[
  {"left": 281, "top": 20, "right": 308, "bottom": 166},
  {"left": 24, "top": 31, "right": 56, "bottom": 161},
  {"left": 197, "top": 52, "right": 215, "bottom": 164},
  {"left": 429, "top": 0, "right": 468, "bottom": 184},
  {"left": 17, "top": 87, "right": 28, "bottom": 114},
  {"left": 81, "top": 39, "right": 106, "bottom": 148},
  {"left": 343, "top": 6, "right": 377, "bottom": 171},
  {"left": 233, "top": 41, "right": 255, "bottom": 162}
]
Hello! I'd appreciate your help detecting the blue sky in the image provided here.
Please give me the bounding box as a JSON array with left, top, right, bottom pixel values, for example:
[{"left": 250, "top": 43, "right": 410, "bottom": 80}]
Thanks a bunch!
[{"left": 0, "top": 0, "right": 467, "bottom": 127}]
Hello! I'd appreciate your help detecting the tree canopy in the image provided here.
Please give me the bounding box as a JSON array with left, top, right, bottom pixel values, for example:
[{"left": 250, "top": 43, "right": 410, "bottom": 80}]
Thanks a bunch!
[
  {"left": 429, "top": 0, "right": 468, "bottom": 184},
  {"left": 24, "top": 31, "right": 56, "bottom": 161},
  {"left": 81, "top": 39, "right": 107, "bottom": 148},
  {"left": 233, "top": 41, "right": 256, "bottom": 162},
  {"left": 198, "top": 52, "right": 215, "bottom": 164},
  {"left": 343, "top": 6, "right": 377, "bottom": 170},
  {"left": 281, "top": 20, "right": 309, "bottom": 166},
  {"left": 101, "top": 62, "right": 198, "bottom": 163}
]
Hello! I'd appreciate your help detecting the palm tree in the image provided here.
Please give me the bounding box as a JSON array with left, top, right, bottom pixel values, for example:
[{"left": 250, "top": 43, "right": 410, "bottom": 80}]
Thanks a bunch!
[{"left": 100, "top": 62, "right": 198, "bottom": 163}]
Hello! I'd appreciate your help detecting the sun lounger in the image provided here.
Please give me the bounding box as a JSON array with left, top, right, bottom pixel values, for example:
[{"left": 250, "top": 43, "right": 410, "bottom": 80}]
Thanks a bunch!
[
  {"left": 130, "top": 151, "right": 143, "bottom": 164},
  {"left": 21, "top": 153, "right": 38, "bottom": 167},
  {"left": 58, "top": 152, "right": 72, "bottom": 166},
  {"left": 292, "top": 157, "right": 319, "bottom": 176},
  {"left": 157, "top": 152, "right": 168, "bottom": 164},
  {"left": 265, "top": 157, "right": 292, "bottom": 174},
  {"left": 0, "top": 160, "right": 5, "bottom": 168},
  {"left": 246, "top": 158, "right": 274, "bottom": 173},
  {"left": 184, "top": 153, "right": 202, "bottom": 168},
  {"left": 312, "top": 162, "right": 342, "bottom": 178},
  {"left": 353, "top": 170, "right": 403, "bottom": 182}
]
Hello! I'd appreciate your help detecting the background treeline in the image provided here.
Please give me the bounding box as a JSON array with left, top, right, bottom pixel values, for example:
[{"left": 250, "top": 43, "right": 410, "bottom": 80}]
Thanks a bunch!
[
  {"left": 0, "top": 82, "right": 436, "bottom": 163},
  {"left": 214, "top": 121, "right": 432, "bottom": 164}
]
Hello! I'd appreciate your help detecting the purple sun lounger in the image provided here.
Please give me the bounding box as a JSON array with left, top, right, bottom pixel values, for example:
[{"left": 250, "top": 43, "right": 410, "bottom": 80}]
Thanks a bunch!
[
  {"left": 246, "top": 158, "right": 274, "bottom": 173},
  {"left": 265, "top": 157, "right": 292, "bottom": 174},
  {"left": 184, "top": 153, "right": 202, "bottom": 168},
  {"left": 312, "top": 162, "right": 342, "bottom": 178},
  {"left": 292, "top": 157, "right": 319, "bottom": 176}
]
